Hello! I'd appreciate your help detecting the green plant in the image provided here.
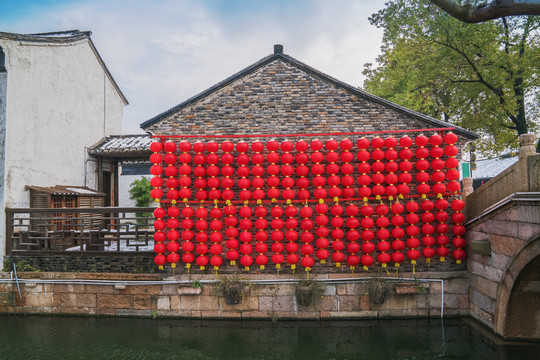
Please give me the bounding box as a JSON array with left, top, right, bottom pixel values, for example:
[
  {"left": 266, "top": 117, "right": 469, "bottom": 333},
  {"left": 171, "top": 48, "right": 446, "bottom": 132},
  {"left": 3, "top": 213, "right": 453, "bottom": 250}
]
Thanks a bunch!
[
  {"left": 2, "top": 258, "right": 10, "bottom": 272},
  {"left": 368, "top": 274, "right": 390, "bottom": 305},
  {"left": 212, "top": 274, "right": 250, "bottom": 305},
  {"left": 192, "top": 280, "right": 202, "bottom": 288},
  {"left": 294, "top": 276, "right": 325, "bottom": 307},
  {"left": 14, "top": 260, "right": 39, "bottom": 272},
  {"left": 129, "top": 177, "right": 153, "bottom": 224},
  {"left": 413, "top": 276, "right": 428, "bottom": 294},
  {"left": 152, "top": 310, "right": 158, "bottom": 320}
]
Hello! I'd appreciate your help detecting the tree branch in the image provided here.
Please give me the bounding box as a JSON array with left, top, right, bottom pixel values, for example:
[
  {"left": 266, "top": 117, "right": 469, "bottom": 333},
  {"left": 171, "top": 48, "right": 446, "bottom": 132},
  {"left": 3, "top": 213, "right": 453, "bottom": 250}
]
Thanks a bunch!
[
  {"left": 431, "top": 38, "right": 504, "bottom": 98},
  {"left": 449, "top": 79, "right": 483, "bottom": 84},
  {"left": 431, "top": 0, "right": 540, "bottom": 23}
]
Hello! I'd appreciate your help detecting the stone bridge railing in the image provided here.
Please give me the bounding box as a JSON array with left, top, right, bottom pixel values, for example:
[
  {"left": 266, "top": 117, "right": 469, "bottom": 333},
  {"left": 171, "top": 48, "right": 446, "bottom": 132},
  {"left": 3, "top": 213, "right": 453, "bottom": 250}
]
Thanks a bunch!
[
  {"left": 464, "top": 134, "right": 539, "bottom": 221},
  {"left": 464, "top": 133, "right": 540, "bottom": 340}
]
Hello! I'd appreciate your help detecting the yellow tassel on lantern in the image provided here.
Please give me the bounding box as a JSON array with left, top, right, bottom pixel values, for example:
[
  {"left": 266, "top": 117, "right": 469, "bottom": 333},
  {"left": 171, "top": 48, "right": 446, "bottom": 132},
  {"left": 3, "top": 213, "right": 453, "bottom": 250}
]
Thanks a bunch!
[
  {"left": 200, "top": 266, "right": 205, "bottom": 270},
  {"left": 305, "top": 267, "right": 311, "bottom": 272},
  {"left": 276, "top": 263, "right": 281, "bottom": 269},
  {"left": 440, "top": 256, "right": 445, "bottom": 262},
  {"left": 350, "top": 265, "right": 355, "bottom": 272},
  {"left": 225, "top": 200, "right": 231, "bottom": 206},
  {"left": 214, "top": 199, "right": 218, "bottom": 207},
  {"left": 171, "top": 199, "right": 176, "bottom": 205},
  {"left": 382, "top": 263, "right": 387, "bottom": 268},
  {"left": 257, "top": 199, "right": 262, "bottom": 205},
  {"left": 214, "top": 266, "right": 219, "bottom": 271},
  {"left": 320, "top": 259, "right": 326, "bottom": 264},
  {"left": 272, "top": 198, "right": 277, "bottom": 203},
  {"left": 183, "top": 198, "right": 189, "bottom": 205},
  {"left": 376, "top": 195, "right": 381, "bottom": 200},
  {"left": 388, "top": 196, "right": 394, "bottom": 201},
  {"left": 333, "top": 197, "right": 339, "bottom": 203},
  {"left": 154, "top": 198, "right": 160, "bottom": 203},
  {"left": 286, "top": 199, "right": 292, "bottom": 205},
  {"left": 186, "top": 263, "right": 191, "bottom": 269},
  {"left": 319, "top": 199, "right": 324, "bottom": 204},
  {"left": 336, "top": 262, "right": 341, "bottom": 268},
  {"left": 291, "top": 264, "right": 296, "bottom": 270},
  {"left": 244, "top": 200, "right": 249, "bottom": 205},
  {"left": 426, "top": 258, "right": 431, "bottom": 263},
  {"left": 171, "top": 263, "right": 176, "bottom": 269},
  {"left": 363, "top": 197, "right": 368, "bottom": 203},
  {"left": 363, "top": 265, "right": 368, "bottom": 271},
  {"left": 395, "top": 263, "right": 400, "bottom": 268},
  {"left": 230, "top": 260, "right": 236, "bottom": 265},
  {"left": 437, "top": 193, "right": 443, "bottom": 198},
  {"left": 399, "top": 194, "right": 404, "bottom": 199},
  {"left": 244, "top": 266, "right": 249, "bottom": 271},
  {"left": 159, "top": 265, "right": 164, "bottom": 270},
  {"left": 456, "top": 260, "right": 461, "bottom": 264},
  {"left": 260, "top": 265, "right": 265, "bottom": 270}
]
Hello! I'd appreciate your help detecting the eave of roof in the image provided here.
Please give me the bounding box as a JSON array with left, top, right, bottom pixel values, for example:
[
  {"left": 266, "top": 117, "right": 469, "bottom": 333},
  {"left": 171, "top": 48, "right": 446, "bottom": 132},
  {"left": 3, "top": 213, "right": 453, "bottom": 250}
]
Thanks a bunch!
[
  {"left": 88, "top": 134, "right": 152, "bottom": 159},
  {"left": 140, "top": 51, "right": 478, "bottom": 140},
  {"left": 0, "top": 30, "right": 128, "bottom": 105},
  {"left": 25, "top": 185, "right": 106, "bottom": 196}
]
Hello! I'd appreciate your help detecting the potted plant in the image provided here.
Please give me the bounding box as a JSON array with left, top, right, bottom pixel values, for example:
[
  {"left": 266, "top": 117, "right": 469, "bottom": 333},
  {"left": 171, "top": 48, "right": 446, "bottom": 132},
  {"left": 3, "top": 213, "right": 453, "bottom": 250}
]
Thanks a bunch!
[
  {"left": 295, "top": 277, "right": 324, "bottom": 307},
  {"left": 212, "top": 274, "right": 249, "bottom": 305},
  {"left": 367, "top": 275, "right": 390, "bottom": 305}
]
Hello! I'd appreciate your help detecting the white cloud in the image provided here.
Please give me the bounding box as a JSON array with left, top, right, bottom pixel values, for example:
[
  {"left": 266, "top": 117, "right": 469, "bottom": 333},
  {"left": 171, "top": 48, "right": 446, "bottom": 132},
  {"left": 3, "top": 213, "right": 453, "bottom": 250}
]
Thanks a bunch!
[{"left": 3, "top": 0, "right": 387, "bottom": 134}]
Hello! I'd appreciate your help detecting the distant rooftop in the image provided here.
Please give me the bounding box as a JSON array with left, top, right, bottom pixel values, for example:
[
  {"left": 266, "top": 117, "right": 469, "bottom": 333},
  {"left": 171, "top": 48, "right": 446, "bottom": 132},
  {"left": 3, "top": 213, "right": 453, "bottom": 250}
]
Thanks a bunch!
[
  {"left": 474, "top": 153, "right": 518, "bottom": 179},
  {"left": 25, "top": 185, "right": 105, "bottom": 197}
]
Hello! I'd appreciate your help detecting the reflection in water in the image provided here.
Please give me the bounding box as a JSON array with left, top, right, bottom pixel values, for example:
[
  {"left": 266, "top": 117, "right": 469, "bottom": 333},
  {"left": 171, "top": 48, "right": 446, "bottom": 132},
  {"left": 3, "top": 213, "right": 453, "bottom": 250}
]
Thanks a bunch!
[{"left": 0, "top": 316, "right": 538, "bottom": 360}]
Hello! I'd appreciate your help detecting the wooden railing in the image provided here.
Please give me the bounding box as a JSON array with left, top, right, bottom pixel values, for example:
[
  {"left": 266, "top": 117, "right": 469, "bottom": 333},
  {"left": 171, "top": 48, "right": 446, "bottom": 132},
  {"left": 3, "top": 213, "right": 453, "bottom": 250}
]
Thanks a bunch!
[{"left": 6, "top": 207, "right": 155, "bottom": 253}]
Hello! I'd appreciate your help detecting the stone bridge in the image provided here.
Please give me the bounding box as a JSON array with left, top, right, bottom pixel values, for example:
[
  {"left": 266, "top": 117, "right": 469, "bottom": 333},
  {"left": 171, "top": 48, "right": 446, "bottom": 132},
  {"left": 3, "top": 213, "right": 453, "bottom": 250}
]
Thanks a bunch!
[{"left": 465, "top": 134, "right": 540, "bottom": 339}]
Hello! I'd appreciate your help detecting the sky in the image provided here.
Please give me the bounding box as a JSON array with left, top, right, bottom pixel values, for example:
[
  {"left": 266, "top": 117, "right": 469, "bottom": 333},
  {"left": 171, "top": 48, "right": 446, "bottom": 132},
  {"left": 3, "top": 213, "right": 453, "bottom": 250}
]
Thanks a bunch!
[{"left": 0, "top": 0, "right": 388, "bottom": 134}]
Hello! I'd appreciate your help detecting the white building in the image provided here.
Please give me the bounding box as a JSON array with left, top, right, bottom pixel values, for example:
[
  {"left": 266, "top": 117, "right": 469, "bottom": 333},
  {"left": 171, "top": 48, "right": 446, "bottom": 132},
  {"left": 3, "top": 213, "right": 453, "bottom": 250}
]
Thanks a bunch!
[{"left": 0, "top": 30, "right": 128, "bottom": 257}]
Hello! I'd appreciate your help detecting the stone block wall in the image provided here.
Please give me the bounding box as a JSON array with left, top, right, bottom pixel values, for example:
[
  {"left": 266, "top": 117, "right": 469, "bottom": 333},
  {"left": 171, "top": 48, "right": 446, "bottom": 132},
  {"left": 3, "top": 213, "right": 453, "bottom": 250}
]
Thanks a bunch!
[
  {"left": 0, "top": 271, "right": 469, "bottom": 320},
  {"left": 466, "top": 200, "right": 540, "bottom": 340}
]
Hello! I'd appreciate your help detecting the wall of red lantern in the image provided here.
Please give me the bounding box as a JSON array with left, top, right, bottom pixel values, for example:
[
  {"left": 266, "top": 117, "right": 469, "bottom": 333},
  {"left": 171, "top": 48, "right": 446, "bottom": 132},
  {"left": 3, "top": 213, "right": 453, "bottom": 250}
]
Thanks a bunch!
[{"left": 149, "top": 130, "right": 466, "bottom": 272}]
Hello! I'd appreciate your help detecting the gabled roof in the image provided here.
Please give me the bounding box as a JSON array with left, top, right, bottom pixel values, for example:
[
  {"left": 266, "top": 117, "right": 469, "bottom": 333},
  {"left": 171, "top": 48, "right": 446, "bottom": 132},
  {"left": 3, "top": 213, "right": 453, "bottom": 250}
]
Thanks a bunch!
[
  {"left": 140, "top": 46, "right": 478, "bottom": 140},
  {"left": 88, "top": 134, "right": 152, "bottom": 158},
  {"left": 0, "top": 30, "right": 128, "bottom": 105}
]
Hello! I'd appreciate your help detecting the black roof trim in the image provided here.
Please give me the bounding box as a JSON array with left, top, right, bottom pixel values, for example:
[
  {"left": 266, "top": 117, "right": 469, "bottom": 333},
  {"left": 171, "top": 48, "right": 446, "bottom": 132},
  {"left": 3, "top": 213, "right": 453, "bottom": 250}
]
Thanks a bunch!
[{"left": 140, "top": 51, "right": 478, "bottom": 140}]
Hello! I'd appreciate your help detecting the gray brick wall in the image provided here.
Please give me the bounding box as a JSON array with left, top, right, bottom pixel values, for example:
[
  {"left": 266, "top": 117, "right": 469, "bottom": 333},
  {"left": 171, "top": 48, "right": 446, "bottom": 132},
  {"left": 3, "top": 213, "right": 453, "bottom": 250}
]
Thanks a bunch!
[{"left": 146, "top": 59, "right": 458, "bottom": 138}]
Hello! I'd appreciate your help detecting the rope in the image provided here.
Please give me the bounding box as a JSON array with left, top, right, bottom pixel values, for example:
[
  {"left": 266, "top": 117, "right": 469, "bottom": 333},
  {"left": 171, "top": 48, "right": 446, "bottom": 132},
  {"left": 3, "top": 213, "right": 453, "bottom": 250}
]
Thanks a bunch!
[
  {"left": 158, "top": 192, "right": 462, "bottom": 205},
  {"left": 152, "top": 127, "right": 455, "bottom": 139}
]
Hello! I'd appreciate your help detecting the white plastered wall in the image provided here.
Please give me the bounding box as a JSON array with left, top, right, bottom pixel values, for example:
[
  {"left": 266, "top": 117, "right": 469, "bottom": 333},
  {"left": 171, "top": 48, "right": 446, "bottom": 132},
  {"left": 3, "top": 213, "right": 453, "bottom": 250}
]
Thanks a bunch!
[{"left": 0, "top": 36, "right": 125, "bottom": 257}]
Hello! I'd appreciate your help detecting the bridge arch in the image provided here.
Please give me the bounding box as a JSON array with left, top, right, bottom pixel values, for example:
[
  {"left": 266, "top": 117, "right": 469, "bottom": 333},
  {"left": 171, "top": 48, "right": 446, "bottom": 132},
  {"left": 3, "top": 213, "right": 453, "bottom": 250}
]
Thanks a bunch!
[{"left": 494, "top": 236, "right": 540, "bottom": 338}]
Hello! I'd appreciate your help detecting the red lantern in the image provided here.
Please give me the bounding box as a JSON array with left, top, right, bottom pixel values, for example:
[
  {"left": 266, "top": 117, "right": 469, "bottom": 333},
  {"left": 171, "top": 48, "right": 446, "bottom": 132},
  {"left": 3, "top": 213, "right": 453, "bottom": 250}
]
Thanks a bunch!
[
  {"left": 444, "top": 132, "right": 458, "bottom": 145},
  {"left": 447, "top": 181, "right": 461, "bottom": 193},
  {"left": 154, "top": 254, "right": 167, "bottom": 268},
  {"left": 453, "top": 249, "right": 466, "bottom": 263},
  {"left": 270, "top": 205, "right": 285, "bottom": 269},
  {"left": 150, "top": 141, "right": 163, "bottom": 153},
  {"left": 445, "top": 145, "right": 458, "bottom": 157}
]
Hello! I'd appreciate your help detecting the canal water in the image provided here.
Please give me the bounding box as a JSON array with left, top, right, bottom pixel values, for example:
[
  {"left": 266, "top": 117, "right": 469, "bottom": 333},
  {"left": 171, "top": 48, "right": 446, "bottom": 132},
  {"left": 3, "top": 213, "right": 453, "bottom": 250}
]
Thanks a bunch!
[{"left": 0, "top": 316, "right": 538, "bottom": 359}]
